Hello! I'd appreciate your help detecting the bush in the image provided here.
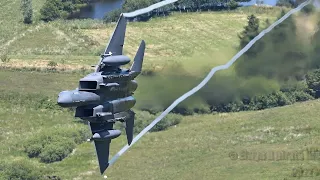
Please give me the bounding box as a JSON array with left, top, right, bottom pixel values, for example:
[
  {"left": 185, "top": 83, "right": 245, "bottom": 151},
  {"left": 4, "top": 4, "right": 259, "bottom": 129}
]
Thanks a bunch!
[
  {"left": 212, "top": 101, "right": 244, "bottom": 112},
  {"left": 133, "top": 111, "right": 156, "bottom": 133},
  {"left": 194, "top": 103, "right": 211, "bottom": 114},
  {"left": 25, "top": 144, "right": 43, "bottom": 158},
  {"left": 306, "top": 69, "right": 320, "bottom": 98},
  {"left": 301, "top": 4, "right": 314, "bottom": 14},
  {"left": 291, "top": 91, "right": 314, "bottom": 102},
  {"left": 0, "top": 52, "right": 10, "bottom": 63},
  {"left": 39, "top": 139, "right": 76, "bottom": 163},
  {"left": 249, "top": 91, "right": 292, "bottom": 110},
  {"left": 129, "top": 111, "right": 182, "bottom": 133},
  {"left": 47, "top": 61, "right": 58, "bottom": 70},
  {"left": 103, "top": 9, "right": 122, "bottom": 23},
  {"left": 24, "top": 127, "right": 89, "bottom": 163},
  {"left": 1, "top": 160, "right": 44, "bottom": 180},
  {"left": 172, "top": 106, "right": 195, "bottom": 115},
  {"left": 151, "top": 113, "right": 182, "bottom": 132}
]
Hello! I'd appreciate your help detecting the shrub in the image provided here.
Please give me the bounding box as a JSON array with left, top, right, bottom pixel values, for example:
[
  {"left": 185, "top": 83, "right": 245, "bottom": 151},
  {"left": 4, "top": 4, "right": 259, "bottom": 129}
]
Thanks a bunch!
[
  {"left": 0, "top": 52, "right": 10, "bottom": 63},
  {"left": 103, "top": 9, "right": 122, "bottom": 23},
  {"left": 1, "top": 160, "right": 43, "bottom": 180},
  {"left": 47, "top": 61, "right": 58, "bottom": 68},
  {"left": 24, "top": 127, "right": 89, "bottom": 163},
  {"left": 25, "top": 144, "right": 43, "bottom": 158},
  {"left": 306, "top": 69, "right": 320, "bottom": 98},
  {"left": 133, "top": 111, "right": 156, "bottom": 133},
  {"left": 249, "top": 91, "right": 292, "bottom": 110},
  {"left": 172, "top": 106, "right": 194, "bottom": 115},
  {"left": 291, "top": 91, "right": 314, "bottom": 102},
  {"left": 151, "top": 113, "right": 182, "bottom": 132},
  {"left": 194, "top": 103, "right": 211, "bottom": 114},
  {"left": 39, "top": 139, "right": 76, "bottom": 163},
  {"left": 301, "top": 4, "right": 315, "bottom": 14},
  {"left": 130, "top": 111, "right": 182, "bottom": 133}
]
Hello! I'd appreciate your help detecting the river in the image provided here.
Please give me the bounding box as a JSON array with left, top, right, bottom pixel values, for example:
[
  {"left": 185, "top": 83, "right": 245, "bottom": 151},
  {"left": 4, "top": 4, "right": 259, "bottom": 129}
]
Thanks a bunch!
[
  {"left": 77, "top": 0, "right": 279, "bottom": 19},
  {"left": 77, "top": 0, "right": 125, "bottom": 19}
]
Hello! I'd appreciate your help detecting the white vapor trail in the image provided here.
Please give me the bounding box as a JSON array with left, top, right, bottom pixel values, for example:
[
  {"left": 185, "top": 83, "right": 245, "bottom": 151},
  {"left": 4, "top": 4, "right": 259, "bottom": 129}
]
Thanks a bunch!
[
  {"left": 109, "top": 0, "right": 312, "bottom": 168},
  {"left": 123, "top": 0, "right": 178, "bottom": 17}
]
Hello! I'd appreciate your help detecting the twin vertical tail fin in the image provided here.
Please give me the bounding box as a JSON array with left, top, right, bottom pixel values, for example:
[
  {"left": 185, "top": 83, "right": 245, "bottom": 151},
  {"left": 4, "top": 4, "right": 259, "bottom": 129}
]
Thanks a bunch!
[
  {"left": 95, "top": 14, "right": 127, "bottom": 72},
  {"left": 130, "top": 40, "right": 145, "bottom": 77}
]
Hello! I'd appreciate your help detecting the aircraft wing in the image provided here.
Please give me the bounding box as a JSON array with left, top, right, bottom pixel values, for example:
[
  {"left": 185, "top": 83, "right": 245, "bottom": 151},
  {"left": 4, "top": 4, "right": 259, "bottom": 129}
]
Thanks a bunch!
[{"left": 88, "top": 122, "right": 115, "bottom": 174}]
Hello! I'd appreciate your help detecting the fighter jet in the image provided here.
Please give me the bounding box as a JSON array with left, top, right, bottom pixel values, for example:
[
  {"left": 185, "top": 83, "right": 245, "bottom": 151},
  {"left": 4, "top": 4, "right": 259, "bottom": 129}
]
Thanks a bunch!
[{"left": 57, "top": 14, "right": 145, "bottom": 174}]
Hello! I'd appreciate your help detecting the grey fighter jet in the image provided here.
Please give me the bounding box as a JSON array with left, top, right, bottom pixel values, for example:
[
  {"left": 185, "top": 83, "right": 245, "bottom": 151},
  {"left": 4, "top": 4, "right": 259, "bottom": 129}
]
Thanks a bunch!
[{"left": 57, "top": 14, "right": 145, "bottom": 175}]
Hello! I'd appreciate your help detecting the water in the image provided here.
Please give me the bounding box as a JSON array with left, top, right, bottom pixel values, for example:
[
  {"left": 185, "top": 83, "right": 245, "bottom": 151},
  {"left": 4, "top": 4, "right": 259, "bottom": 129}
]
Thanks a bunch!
[
  {"left": 241, "top": 0, "right": 278, "bottom": 6},
  {"left": 77, "top": 0, "right": 278, "bottom": 19},
  {"left": 77, "top": 0, "right": 125, "bottom": 19}
]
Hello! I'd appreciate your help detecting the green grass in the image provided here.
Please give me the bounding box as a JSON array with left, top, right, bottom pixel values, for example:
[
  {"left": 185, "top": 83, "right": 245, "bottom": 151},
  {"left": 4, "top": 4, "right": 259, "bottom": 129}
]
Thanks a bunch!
[
  {"left": 1, "top": 83, "right": 320, "bottom": 179},
  {"left": 2, "top": 1, "right": 317, "bottom": 179},
  {"left": 68, "top": 100, "right": 320, "bottom": 179},
  {"left": 0, "top": 1, "right": 284, "bottom": 74}
]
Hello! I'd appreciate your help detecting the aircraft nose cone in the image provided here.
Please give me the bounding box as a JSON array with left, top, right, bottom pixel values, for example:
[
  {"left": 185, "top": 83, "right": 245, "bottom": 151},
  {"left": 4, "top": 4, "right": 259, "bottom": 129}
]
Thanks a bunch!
[{"left": 57, "top": 93, "right": 73, "bottom": 107}]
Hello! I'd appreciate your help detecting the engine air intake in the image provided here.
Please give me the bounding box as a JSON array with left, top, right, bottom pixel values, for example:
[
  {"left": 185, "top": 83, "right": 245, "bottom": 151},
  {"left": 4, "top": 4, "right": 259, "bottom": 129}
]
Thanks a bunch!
[{"left": 79, "top": 81, "right": 98, "bottom": 90}]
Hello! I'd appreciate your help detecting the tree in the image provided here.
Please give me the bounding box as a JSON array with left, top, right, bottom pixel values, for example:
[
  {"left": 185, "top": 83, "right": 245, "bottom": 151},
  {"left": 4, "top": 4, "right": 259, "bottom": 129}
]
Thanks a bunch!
[
  {"left": 238, "top": 14, "right": 260, "bottom": 49},
  {"left": 311, "top": 21, "right": 320, "bottom": 68},
  {"left": 276, "top": 0, "right": 295, "bottom": 7},
  {"left": 21, "top": 0, "right": 33, "bottom": 24},
  {"left": 227, "top": 0, "right": 239, "bottom": 9},
  {"left": 40, "top": 0, "right": 62, "bottom": 22}
]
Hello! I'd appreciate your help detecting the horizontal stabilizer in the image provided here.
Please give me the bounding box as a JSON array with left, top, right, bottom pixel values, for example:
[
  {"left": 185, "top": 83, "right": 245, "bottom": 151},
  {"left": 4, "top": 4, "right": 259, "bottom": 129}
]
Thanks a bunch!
[
  {"left": 94, "top": 140, "right": 111, "bottom": 174},
  {"left": 130, "top": 40, "right": 145, "bottom": 74},
  {"left": 125, "top": 110, "right": 135, "bottom": 145},
  {"left": 89, "top": 122, "right": 115, "bottom": 174}
]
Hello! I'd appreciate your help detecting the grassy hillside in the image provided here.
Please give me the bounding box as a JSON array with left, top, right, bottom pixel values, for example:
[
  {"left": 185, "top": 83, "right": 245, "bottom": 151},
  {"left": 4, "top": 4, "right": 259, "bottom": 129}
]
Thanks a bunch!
[
  {"left": 106, "top": 99, "right": 320, "bottom": 180},
  {"left": 1, "top": 72, "right": 319, "bottom": 179},
  {"left": 0, "top": 0, "right": 284, "bottom": 74},
  {"left": 3, "top": 1, "right": 319, "bottom": 179}
]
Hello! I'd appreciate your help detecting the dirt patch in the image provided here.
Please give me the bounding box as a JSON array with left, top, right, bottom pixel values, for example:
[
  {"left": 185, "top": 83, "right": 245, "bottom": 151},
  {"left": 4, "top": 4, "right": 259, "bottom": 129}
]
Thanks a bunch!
[{"left": 0, "top": 59, "right": 92, "bottom": 71}]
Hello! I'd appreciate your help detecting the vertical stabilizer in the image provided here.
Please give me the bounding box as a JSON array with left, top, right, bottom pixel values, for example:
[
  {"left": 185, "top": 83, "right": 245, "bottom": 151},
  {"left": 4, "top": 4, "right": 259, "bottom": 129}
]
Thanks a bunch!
[
  {"left": 104, "top": 14, "right": 127, "bottom": 55},
  {"left": 130, "top": 40, "right": 145, "bottom": 75},
  {"left": 96, "top": 14, "right": 127, "bottom": 72}
]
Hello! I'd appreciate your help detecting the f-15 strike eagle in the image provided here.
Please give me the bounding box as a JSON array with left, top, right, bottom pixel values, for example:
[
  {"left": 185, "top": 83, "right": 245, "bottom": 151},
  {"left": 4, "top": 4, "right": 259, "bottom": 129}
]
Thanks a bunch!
[{"left": 57, "top": 14, "right": 145, "bottom": 174}]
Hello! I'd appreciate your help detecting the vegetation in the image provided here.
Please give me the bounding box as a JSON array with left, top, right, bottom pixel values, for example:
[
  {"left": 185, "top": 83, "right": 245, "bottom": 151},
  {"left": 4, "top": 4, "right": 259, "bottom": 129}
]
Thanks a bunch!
[
  {"left": 40, "top": 0, "right": 92, "bottom": 22},
  {"left": 104, "top": 0, "right": 251, "bottom": 22},
  {"left": 21, "top": 0, "right": 33, "bottom": 24},
  {"left": 2, "top": 0, "right": 320, "bottom": 179},
  {"left": 0, "top": 160, "right": 45, "bottom": 180}
]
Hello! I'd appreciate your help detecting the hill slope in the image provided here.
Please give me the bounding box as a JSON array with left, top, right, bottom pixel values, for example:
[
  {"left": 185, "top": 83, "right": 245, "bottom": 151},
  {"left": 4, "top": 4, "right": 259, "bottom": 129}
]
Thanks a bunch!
[
  {"left": 98, "top": 100, "right": 320, "bottom": 180},
  {"left": 1, "top": 82, "right": 319, "bottom": 179},
  {"left": 0, "top": 0, "right": 283, "bottom": 73}
]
